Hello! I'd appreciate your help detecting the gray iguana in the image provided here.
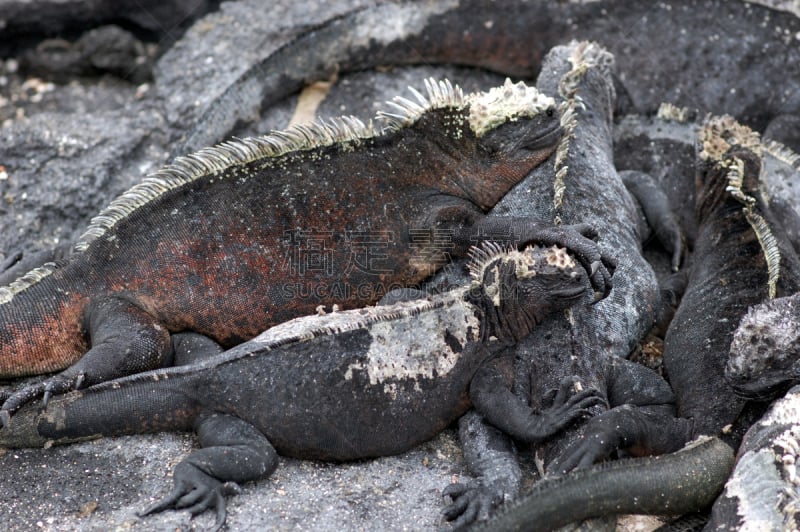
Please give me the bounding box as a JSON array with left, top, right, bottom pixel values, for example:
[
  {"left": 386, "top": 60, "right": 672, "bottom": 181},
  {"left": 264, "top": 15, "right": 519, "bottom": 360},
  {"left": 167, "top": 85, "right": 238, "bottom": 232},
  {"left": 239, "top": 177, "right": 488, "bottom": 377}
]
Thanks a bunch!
[
  {"left": 0, "top": 78, "right": 614, "bottom": 420},
  {"left": 413, "top": 41, "right": 687, "bottom": 529},
  {"left": 470, "top": 114, "right": 800, "bottom": 531},
  {"left": 0, "top": 242, "right": 603, "bottom": 531},
  {"left": 709, "top": 383, "right": 800, "bottom": 529}
]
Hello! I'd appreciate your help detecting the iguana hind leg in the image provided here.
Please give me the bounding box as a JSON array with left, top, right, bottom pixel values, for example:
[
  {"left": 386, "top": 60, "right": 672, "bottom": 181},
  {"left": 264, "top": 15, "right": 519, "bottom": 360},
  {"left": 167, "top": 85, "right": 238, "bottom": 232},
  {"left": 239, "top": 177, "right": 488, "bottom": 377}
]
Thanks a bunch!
[
  {"left": 0, "top": 296, "right": 171, "bottom": 423},
  {"left": 170, "top": 332, "right": 225, "bottom": 366},
  {"left": 140, "top": 412, "right": 278, "bottom": 531}
]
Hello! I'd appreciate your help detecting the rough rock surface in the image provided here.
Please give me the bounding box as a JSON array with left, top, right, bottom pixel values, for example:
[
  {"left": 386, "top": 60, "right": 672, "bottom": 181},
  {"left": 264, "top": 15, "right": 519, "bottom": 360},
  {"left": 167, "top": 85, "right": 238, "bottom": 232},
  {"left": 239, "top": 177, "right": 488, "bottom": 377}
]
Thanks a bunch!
[
  {"left": 0, "top": 1, "right": 497, "bottom": 530},
  {"left": 1, "top": 1, "right": 800, "bottom": 530}
]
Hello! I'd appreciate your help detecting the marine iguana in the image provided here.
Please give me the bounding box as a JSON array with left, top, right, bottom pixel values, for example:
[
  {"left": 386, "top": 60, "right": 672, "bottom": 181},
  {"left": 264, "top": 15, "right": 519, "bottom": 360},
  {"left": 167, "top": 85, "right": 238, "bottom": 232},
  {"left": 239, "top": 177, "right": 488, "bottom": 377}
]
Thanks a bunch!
[
  {"left": 0, "top": 78, "right": 615, "bottom": 419},
  {"left": 708, "top": 385, "right": 800, "bottom": 530},
  {"left": 712, "top": 269, "right": 800, "bottom": 529},
  {"left": 175, "top": 0, "right": 800, "bottom": 155},
  {"left": 726, "top": 291, "right": 800, "bottom": 402},
  {"left": 396, "top": 42, "right": 686, "bottom": 528},
  {"left": 614, "top": 104, "right": 800, "bottom": 254},
  {"left": 659, "top": 116, "right": 800, "bottom": 444},
  {"left": 470, "top": 115, "right": 800, "bottom": 531},
  {"left": 0, "top": 242, "right": 602, "bottom": 531}
]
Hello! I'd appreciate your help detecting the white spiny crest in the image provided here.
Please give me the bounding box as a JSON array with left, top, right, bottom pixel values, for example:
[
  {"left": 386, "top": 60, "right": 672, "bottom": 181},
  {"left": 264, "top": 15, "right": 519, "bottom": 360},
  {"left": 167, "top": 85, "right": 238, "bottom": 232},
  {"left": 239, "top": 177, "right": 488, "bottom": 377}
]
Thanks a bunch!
[
  {"left": 377, "top": 78, "right": 464, "bottom": 131},
  {"left": 703, "top": 116, "right": 783, "bottom": 300},
  {"left": 745, "top": 208, "right": 782, "bottom": 299},
  {"left": 378, "top": 77, "right": 555, "bottom": 137},
  {"left": 466, "top": 241, "right": 512, "bottom": 283},
  {"left": 553, "top": 100, "right": 577, "bottom": 212},
  {"left": 723, "top": 156, "right": 755, "bottom": 207},
  {"left": 0, "top": 262, "right": 62, "bottom": 304},
  {"left": 553, "top": 41, "right": 609, "bottom": 214},
  {"left": 657, "top": 102, "right": 690, "bottom": 123},
  {"left": 73, "top": 116, "right": 375, "bottom": 253},
  {"left": 763, "top": 138, "right": 800, "bottom": 170},
  {"left": 700, "top": 114, "right": 762, "bottom": 162}
]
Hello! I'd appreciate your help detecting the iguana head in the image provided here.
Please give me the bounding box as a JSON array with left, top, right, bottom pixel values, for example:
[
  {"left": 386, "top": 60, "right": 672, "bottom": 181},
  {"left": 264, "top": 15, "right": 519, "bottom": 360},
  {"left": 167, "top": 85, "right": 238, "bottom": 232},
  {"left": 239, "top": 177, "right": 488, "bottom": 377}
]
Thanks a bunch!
[
  {"left": 726, "top": 296, "right": 800, "bottom": 401},
  {"left": 466, "top": 242, "right": 588, "bottom": 342},
  {"left": 380, "top": 78, "right": 560, "bottom": 210}
]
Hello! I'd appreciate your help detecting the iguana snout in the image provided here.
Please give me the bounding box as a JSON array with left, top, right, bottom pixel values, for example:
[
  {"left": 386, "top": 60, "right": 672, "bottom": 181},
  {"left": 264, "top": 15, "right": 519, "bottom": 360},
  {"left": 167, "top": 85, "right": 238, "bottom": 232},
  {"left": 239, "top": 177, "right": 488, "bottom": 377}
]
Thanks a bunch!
[{"left": 467, "top": 243, "right": 589, "bottom": 342}]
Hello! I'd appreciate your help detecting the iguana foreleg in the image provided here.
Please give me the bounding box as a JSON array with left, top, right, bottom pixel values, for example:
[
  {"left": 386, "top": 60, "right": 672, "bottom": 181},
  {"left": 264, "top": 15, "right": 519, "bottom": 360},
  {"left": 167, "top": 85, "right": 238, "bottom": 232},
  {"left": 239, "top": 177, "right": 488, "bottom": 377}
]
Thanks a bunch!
[{"left": 451, "top": 218, "right": 614, "bottom": 298}]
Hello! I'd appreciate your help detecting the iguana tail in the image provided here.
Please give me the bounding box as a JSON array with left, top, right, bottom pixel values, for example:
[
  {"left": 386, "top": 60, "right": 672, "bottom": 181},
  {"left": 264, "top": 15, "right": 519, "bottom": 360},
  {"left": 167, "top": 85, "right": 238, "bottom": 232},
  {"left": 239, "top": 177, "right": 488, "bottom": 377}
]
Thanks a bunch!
[
  {"left": 0, "top": 261, "right": 91, "bottom": 377},
  {"left": 471, "top": 437, "right": 734, "bottom": 532},
  {"left": 0, "top": 366, "right": 202, "bottom": 448}
]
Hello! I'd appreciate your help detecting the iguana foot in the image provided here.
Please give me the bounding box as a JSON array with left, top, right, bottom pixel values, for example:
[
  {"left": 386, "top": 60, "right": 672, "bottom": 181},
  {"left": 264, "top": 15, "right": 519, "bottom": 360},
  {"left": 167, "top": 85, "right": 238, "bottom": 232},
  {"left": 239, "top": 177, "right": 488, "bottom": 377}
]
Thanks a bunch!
[
  {"left": 442, "top": 480, "right": 503, "bottom": 530},
  {"left": 0, "top": 373, "right": 85, "bottom": 426},
  {"left": 548, "top": 404, "right": 640, "bottom": 476},
  {"left": 524, "top": 376, "right": 606, "bottom": 441},
  {"left": 139, "top": 461, "right": 239, "bottom": 532},
  {"left": 519, "top": 222, "right": 616, "bottom": 300}
]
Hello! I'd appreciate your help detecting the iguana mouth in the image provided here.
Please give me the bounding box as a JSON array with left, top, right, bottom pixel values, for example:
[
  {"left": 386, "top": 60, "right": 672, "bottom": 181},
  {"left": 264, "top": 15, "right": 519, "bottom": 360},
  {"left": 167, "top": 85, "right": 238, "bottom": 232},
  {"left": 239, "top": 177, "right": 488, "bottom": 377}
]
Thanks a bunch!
[
  {"left": 551, "top": 285, "right": 588, "bottom": 301},
  {"left": 525, "top": 122, "right": 563, "bottom": 151},
  {"left": 727, "top": 373, "right": 793, "bottom": 402}
]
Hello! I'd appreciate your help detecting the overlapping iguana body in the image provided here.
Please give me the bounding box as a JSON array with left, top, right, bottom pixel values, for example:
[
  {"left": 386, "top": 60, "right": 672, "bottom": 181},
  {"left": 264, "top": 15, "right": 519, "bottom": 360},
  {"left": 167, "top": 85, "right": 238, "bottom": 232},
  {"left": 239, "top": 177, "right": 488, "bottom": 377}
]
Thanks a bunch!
[
  {"left": 410, "top": 42, "right": 686, "bottom": 529},
  {"left": 0, "top": 78, "right": 616, "bottom": 418},
  {"left": 474, "top": 115, "right": 800, "bottom": 531},
  {"left": 726, "top": 291, "right": 800, "bottom": 401},
  {"left": 615, "top": 104, "right": 800, "bottom": 254},
  {"left": 0, "top": 243, "right": 600, "bottom": 531},
  {"left": 714, "top": 256, "right": 800, "bottom": 529},
  {"left": 176, "top": 0, "right": 800, "bottom": 155},
  {"left": 661, "top": 116, "right": 800, "bottom": 444},
  {"left": 708, "top": 384, "right": 800, "bottom": 530}
]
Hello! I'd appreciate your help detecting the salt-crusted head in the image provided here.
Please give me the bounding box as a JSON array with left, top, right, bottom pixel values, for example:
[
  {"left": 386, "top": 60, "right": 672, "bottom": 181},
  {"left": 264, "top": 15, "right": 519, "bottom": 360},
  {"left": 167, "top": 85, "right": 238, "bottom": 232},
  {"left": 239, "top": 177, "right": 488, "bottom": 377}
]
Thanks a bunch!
[
  {"left": 465, "top": 242, "right": 589, "bottom": 342},
  {"left": 379, "top": 78, "right": 562, "bottom": 209}
]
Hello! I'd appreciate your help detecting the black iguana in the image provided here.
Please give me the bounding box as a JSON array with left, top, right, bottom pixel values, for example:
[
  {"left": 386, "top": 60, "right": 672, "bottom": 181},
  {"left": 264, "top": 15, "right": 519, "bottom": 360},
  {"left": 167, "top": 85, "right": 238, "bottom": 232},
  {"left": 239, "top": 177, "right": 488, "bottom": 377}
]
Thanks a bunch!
[
  {"left": 0, "top": 242, "right": 604, "bottom": 531},
  {"left": 0, "top": 78, "right": 615, "bottom": 420},
  {"left": 408, "top": 41, "right": 687, "bottom": 529},
  {"left": 469, "top": 114, "right": 800, "bottom": 531}
]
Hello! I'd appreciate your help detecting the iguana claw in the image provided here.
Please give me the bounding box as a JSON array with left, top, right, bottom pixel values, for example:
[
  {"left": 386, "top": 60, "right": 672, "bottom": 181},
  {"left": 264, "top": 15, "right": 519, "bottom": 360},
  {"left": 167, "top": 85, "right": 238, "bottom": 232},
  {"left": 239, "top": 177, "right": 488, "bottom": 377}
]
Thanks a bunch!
[
  {"left": 1, "top": 372, "right": 86, "bottom": 421},
  {"left": 140, "top": 462, "right": 232, "bottom": 532}
]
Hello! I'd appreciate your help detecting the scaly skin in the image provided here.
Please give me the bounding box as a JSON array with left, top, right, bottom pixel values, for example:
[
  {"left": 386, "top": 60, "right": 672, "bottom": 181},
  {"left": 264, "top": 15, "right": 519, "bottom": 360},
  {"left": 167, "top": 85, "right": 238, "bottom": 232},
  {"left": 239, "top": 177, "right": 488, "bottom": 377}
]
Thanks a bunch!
[
  {"left": 0, "top": 79, "right": 615, "bottom": 419},
  {"left": 427, "top": 42, "right": 686, "bottom": 529},
  {"left": 663, "top": 118, "right": 800, "bottom": 445},
  {"left": 708, "top": 385, "right": 800, "bottom": 530},
  {"left": 471, "top": 436, "right": 734, "bottom": 532},
  {"left": 0, "top": 243, "right": 602, "bottom": 531},
  {"left": 726, "top": 292, "right": 800, "bottom": 401},
  {"left": 495, "top": 116, "right": 800, "bottom": 531}
]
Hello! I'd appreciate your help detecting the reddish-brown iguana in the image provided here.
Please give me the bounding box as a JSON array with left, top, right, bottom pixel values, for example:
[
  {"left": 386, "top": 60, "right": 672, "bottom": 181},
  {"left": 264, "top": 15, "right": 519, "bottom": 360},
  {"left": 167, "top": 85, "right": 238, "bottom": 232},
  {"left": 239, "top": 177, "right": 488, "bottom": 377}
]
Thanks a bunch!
[
  {"left": 0, "top": 243, "right": 602, "bottom": 531},
  {"left": 0, "top": 78, "right": 614, "bottom": 421}
]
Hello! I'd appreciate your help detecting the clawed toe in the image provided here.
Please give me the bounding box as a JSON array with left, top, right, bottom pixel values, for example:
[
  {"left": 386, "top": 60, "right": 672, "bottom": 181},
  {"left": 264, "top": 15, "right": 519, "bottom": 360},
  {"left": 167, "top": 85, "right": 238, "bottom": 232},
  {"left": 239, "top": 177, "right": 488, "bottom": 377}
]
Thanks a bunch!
[{"left": 0, "top": 373, "right": 85, "bottom": 425}]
